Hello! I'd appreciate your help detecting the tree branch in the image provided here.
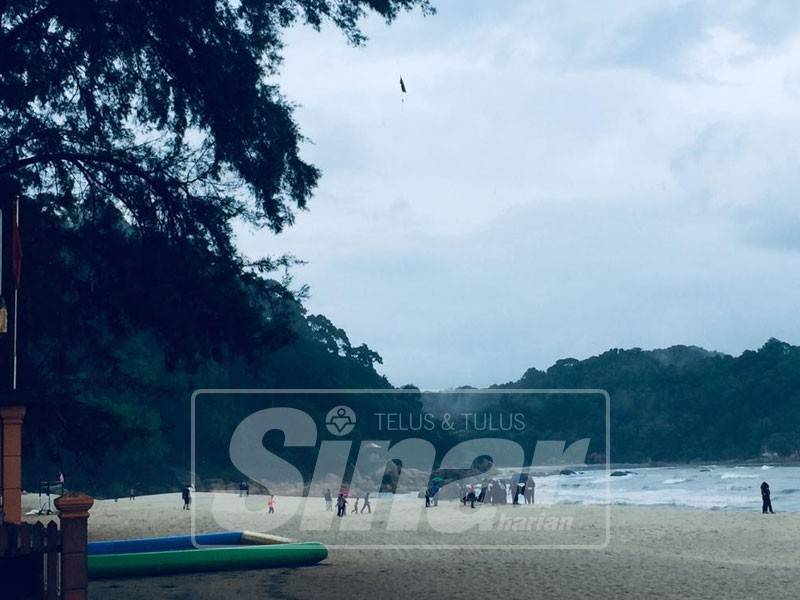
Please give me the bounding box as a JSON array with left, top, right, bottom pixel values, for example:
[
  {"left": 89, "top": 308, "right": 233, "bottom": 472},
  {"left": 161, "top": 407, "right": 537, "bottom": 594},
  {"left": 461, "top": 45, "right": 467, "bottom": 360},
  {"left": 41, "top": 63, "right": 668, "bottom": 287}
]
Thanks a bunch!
[
  {"left": 0, "top": 150, "right": 159, "bottom": 181},
  {"left": 0, "top": 2, "right": 58, "bottom": 52}
]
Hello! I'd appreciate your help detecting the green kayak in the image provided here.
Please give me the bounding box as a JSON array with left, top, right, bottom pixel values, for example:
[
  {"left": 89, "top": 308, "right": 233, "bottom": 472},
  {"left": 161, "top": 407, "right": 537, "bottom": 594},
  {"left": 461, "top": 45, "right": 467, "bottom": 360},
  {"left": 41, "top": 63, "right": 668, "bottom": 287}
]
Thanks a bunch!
[{"left": 88, "top": 541, "right": 328, "bottom": 579}]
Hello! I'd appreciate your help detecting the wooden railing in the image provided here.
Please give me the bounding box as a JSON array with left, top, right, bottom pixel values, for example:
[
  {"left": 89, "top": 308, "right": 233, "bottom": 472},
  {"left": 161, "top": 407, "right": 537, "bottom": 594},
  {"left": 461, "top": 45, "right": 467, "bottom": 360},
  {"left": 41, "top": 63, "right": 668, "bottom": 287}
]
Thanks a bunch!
[
  {"left": 0, "top": 492, "right": 93, "bottom": 600},
  {"left": 0, "top": 521, "right": 60, "bottom": 599}
]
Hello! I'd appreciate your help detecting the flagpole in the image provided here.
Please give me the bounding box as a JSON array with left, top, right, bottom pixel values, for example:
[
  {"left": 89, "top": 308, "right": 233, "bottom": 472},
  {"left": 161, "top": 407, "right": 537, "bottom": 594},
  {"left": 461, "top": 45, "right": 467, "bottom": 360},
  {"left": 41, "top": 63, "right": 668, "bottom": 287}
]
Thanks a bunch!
[
  {"left": 0, "top": 208, "right": 3, "bottom": 287},
  {"left": 12, "top": 197, "right": 18, "bottom": 390}
]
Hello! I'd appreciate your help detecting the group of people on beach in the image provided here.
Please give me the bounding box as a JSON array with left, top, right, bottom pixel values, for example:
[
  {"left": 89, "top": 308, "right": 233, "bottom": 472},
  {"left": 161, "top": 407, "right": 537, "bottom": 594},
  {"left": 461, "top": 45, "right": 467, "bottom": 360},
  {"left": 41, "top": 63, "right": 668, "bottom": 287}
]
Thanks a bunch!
[
  {"left": 424, "top": 487, "right": 439, "bottom": 507},
  {"left": 176, "top": 477, "right": 778, "bottom": 515},
  {"left": 325, "top": 488, "right": 372, "bottom": 516},
  {"left": 179, "top": 482, "right": 272, "bottom": 513},
  {"left": 453, "top": 477, "right": 535, "bottom": 509}
]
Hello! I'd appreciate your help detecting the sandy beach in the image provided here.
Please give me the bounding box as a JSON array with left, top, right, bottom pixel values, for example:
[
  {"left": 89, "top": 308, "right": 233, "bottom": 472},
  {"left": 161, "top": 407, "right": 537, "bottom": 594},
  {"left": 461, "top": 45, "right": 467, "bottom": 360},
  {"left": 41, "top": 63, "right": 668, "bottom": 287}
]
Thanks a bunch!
[{"left": 23, "top": 491, "right": 800, "bottom": 599}]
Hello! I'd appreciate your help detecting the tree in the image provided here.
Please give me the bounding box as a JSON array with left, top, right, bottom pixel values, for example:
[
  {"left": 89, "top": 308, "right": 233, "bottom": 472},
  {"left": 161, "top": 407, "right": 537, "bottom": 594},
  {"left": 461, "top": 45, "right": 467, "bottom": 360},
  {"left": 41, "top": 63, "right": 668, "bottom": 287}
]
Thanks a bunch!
[
  {"left": 1, "top": 0, "right": 435, "bottom": 491},
  {"left": 21, "top": 200, "right": 393, "bottom": 491},
  {"left": 0, "top": 0, "right": 434, "bottom": 253},
  {"left": 1, "top": 1, "right": 437, "bottom": 373},
  {"left": 307, "top": 314, "right": 383, "bottom": 367}
]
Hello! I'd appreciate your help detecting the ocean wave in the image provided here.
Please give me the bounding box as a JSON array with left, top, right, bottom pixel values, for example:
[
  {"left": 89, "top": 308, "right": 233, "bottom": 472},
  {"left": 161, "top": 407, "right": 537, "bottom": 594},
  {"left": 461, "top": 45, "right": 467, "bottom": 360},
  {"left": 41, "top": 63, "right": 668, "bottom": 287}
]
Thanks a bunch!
[
  {"left": 720, "top": 473, "right": 757, "bottom": 480},
  {"left": 524, "top": 466, "right": 800, "bottom": 512}
]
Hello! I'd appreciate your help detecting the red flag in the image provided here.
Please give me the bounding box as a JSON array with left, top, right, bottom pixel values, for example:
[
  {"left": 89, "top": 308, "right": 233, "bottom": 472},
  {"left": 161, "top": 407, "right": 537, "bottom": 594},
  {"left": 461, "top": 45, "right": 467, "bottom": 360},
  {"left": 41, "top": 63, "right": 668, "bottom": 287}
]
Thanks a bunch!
[{"left": 12, "top": 204, "right": 21, "bottom": 288}]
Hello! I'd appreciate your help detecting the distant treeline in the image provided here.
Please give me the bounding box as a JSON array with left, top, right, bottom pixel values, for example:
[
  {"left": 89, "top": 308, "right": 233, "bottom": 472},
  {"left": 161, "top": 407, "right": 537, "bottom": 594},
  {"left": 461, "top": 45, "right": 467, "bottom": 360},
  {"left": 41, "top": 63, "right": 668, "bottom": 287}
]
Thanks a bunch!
[{"left": 490, "top": 341, "right": 800, "bottom": 463}]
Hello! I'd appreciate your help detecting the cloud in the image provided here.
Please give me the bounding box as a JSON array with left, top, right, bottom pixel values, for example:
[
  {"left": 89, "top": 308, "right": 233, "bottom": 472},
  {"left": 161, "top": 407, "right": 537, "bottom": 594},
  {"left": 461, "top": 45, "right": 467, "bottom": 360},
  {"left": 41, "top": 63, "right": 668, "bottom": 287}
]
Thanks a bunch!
[{"left": 235, "top": 1, "right": 800, "bottom": 388}]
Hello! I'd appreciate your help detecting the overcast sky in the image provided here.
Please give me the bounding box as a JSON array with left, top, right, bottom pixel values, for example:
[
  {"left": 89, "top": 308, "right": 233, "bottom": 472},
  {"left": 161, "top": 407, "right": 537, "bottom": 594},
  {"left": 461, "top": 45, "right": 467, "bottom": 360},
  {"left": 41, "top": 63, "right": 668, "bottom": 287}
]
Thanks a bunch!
[{"left": 235, "top": 0, "right": 800, "bottom": 389}]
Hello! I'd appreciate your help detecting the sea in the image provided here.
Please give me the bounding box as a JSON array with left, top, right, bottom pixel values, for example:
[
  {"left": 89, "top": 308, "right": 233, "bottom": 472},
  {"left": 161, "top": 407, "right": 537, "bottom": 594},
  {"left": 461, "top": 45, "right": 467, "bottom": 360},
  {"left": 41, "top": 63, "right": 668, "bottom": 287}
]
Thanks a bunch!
[{"left": 522, "top": 464, "right": 800, "bottom": 512}]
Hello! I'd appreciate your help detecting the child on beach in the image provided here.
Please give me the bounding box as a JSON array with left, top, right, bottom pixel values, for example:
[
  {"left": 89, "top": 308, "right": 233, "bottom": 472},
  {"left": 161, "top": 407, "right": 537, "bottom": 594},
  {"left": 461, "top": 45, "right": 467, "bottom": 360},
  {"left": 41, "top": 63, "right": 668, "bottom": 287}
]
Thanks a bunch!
[
  {"left": 324, "top": 488, "right": 332, "bottom": 511},
  {"left": 352, "top": 497, "right": 360, "bottom": 514},
  {"left": 268, "top": 495, "right": 275, "bottom": 514}
]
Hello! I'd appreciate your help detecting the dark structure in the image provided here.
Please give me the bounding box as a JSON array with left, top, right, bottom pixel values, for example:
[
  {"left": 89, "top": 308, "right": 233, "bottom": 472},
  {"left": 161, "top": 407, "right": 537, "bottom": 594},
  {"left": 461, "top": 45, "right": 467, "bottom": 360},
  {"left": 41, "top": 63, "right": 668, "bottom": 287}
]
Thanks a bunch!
[{"left": 0, "top": 185, "right": 27, "bottom": 525}]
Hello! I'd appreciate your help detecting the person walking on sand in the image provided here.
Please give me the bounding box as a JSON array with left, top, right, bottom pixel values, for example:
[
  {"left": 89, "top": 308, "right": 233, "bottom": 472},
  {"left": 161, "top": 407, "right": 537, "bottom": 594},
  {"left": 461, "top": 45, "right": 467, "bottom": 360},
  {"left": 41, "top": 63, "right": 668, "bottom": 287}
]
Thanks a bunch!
[
  {"left": 467, "top": 486, "right": 477, "bottom": 509},
  {"left": 361, "top": 492, "right": 371, "bottom": 514},
  {"left": 761, "top": 481, "right": 774, "bottom": 514},
  {"left": 324, "top": 488, "right": 333, "bottom": 511},
  {"left": 513, "top": 477, "right": 526, "bottom": 505},
  {"left": 182, "top": 484, "right": 192, "bottom": 510},
  {"left": 268, "top": 495, "right": 276, "bottom": 514},
  {"left": 352, "top": 496, "right": 360, "bottom": 514},
  {"left": 337, "top": 493, "right": 347, "bottom": 517}
]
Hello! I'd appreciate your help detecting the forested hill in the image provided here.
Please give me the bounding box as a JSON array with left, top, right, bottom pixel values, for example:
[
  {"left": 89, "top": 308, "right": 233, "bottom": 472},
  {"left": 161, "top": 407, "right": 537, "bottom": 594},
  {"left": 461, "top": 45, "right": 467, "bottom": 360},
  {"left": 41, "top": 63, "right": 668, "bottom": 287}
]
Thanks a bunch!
[
  {"left": 493, "top": 340, "right": 800, "bottom": 463},
  {"left": 20, "top": 204, "right": 392, "bottom": 496}
]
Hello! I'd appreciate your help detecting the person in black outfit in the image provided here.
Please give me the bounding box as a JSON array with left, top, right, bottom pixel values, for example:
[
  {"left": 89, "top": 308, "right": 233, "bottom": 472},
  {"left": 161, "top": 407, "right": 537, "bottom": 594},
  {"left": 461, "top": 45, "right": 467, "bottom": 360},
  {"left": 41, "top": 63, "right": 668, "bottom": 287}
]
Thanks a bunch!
[{"left": 761, "top": 481, "right": 774, "bottom": 514}]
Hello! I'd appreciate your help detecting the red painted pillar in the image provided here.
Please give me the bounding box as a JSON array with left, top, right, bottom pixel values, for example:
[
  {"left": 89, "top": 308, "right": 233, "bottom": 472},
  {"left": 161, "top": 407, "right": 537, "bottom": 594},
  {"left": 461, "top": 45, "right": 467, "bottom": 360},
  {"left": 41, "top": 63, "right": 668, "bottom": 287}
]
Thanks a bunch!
[
  {"left": 55, "top": 492, "right": 94, "bottom": 600},
  {"left": 0, "top": 404, "right": 26, "bottom": 523}
]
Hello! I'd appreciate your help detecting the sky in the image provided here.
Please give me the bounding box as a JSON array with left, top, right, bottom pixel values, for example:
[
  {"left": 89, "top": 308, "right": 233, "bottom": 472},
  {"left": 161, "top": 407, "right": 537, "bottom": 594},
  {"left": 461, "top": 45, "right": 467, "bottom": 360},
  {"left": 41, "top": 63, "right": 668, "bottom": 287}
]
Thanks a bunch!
[{"left": 235, "top": 0, "right": 800, "bottom": 389}]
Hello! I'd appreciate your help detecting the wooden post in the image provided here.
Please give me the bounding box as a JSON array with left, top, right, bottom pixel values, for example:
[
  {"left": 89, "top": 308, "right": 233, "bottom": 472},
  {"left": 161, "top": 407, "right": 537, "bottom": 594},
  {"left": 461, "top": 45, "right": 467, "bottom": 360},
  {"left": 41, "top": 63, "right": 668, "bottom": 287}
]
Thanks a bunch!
[
  {"left": 0, "top": 404, "right": 26, "bottom": 523},
  {"left": 45, "top": 520, "right": 59, "bottom": 600},
  {"left": 55, "top": 492, "right": 93, "bottom": 600}
]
